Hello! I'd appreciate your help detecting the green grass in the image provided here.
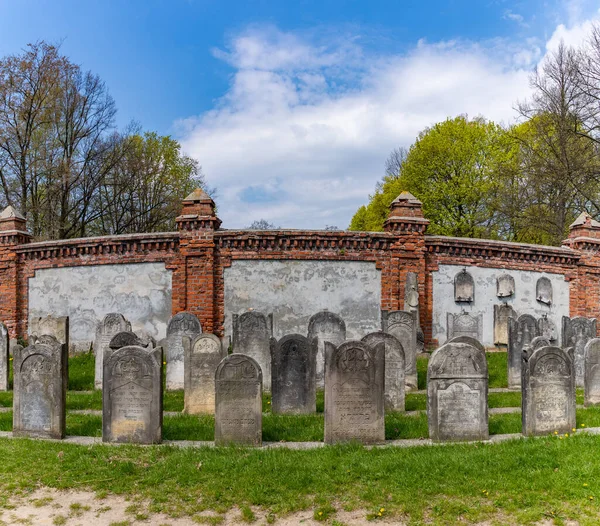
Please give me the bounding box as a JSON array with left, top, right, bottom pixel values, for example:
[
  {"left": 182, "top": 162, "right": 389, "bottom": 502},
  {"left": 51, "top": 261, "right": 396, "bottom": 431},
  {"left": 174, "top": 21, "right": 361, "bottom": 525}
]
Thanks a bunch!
[
  {"left": 487, "top": 352, "right": 508, "bottom": 388},
  {"left": 68, "top": 353, "right": 95, "bottom": 391}
]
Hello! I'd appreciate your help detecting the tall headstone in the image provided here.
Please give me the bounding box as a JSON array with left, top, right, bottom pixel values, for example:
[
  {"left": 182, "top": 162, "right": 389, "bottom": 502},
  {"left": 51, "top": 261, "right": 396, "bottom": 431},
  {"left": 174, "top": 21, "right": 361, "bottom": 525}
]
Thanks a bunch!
[
  {"left": 270, "top": 334, "right": 317, "bottom": 414},
  {"left": 13, "top": 341, "right": 67, "bottom": 439},
  {"left": 183, "top": 333, "right": 224, "bottom": 414},
  {"left": 232, "top": 311, "right": 273, "bottom": 391},
  {"left": 29, "top": 315, "right": 69, "bottom": 350},
  {"left": 496, "top": 274, "right": 515, "bottom": 298},
  {"left": 94, "top": 313, "right": 131, "bottom": 389},
  {"left": 447, "top": 313, "right": 482, "bottom": 342},
  {"left": 536, "top": 277, "right": 553, "bottom": 305},
  {"left": 0, "top": 323, "right": 9, "bottom": 391},
  {"left": 215, "top": 354, "right": 262, "bottom": 446},
  {"left": 324, "top": 340, "right": 385, "bottom": 445},
  {"left": 538, "top": 315, "right": 558, "bottom": 343},
  {"left": 562, "top": 316, "right": 597, "bottom": 387},
  {"left": 362, "top": 331, "right": 405, "bottom": 411},
  {"left": 404, "top": 272, "right": 425, "bottom": 352},
  {"left": 507, "top": 314, "right": 540, "bottom": 388},
  {"left": 522, "top": 346, "right": 575, "bottom": 436},
  {"left": 493, "top": 304, "right": 517, "bottom": 346},
  {"left": 307, "top": 311, "right": 346, "bottom": 389},
  {"left": 427, "top": 340, "right": 488, "bottom": 442},
  {"left": 454, "top": 269, "right": 474, "bottom": 303},
  {"left": 382, "top": 310, "right": 417, "bottom": 390},
  {"left": 584, "top": 338, "right": 600, "bottom": 406},
  {"left": 103, "top": 345, "right": 163, "bottom": 444},
  {"left": 165, "top": 312, "right": 202, "bottom": 390}
]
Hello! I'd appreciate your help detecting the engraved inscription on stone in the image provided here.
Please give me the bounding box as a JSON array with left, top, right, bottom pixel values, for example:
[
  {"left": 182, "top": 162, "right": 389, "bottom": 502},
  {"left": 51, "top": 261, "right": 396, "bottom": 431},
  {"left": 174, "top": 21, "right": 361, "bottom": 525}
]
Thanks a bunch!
[
  {"left": 562, "top": 316, "right": 597, "bottom": 388},
  {"left": 496, "top": 274, "right": 515, "bottom": 298},
  {"left": 494, "top": 304, "right": 516, "bottom": 346},
  {"left": 536, "top": 277, "right": 553, "bottom": 305},
  {"left": 404, "top": 272, "right": 424, "bottom": 352},
  {"left": 538, "top": 315, "right": 557, "bottom": 343},
  {"left": 183, "top": 334, "right": 223, "bottom": 414},
  {"left": 166, "top": 312, "right": 202, "bottom": 391},
  {"left": 437, "top": 382, "right": 481, "bottom": 438},
  {"left": 584, "top": 338, "right": 600, "bottom": 406},
  {"left": 307, "top": 311, "right": 346, "bottom": 390},
  {"left": 94, "top": 313, "right": 131, "bottom": 389},
  {"left": 454, "top": 269, "right": 474, "bottom": 303},
  {"left": 507, "top": 314, "right": 540, "bottom": 388},
  {"left": 233, "top": 311, "right": 273, "bottom": 391},
  {"left": 29, "top": 315, "right": 69, "bottom": 348},
  {"left": 530, "top": 336, "right": 551, "bottom": 350},
  {"left": 0, "top": 322, "right": 9, "bottom": 391},
  {"left": 382, "top": 310, "right": 417, "bottom": 391},
  {"left": 447, "top": 313, "right": 482, "bottom": 342}
]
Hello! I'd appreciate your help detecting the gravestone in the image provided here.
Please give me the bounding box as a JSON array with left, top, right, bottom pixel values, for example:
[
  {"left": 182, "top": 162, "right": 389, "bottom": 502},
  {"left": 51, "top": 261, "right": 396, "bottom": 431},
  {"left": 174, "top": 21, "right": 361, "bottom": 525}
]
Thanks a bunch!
[
  {"left": 103, "top": 345, "right": 163, "bottom": 444},
  {"left": 427, "top": 340, "right": 488, "bottom": 442},
  {"left": 454, "top": 269, "right": 474, "bottom": 303},
  {"left": 324, "top": 340, "right": 385, "bottom": 444},
  {"left": 183, "top": 333, "right": 224, "bottom": 414},
  {"left": 584, "top": 338, "right": 600, "bottom": 406},
  {"left": 530, "top": 336, "right": 551, "bottom": 350},
  {"left": 449, "top": 335, "right": 485, "bottom": 353},
  {"left": 362, "top": 331, "right": 405, "bottom": 411},
  {"left": 447, "top": 313, "right": 483, "bottom": 342},
  {"left": 562, "top": 316, "right": 597, "bottom": 387},
  {"left": 382, "top": 310, "right": 418, "bottom": 390},
  {"left": 493, "top": 304, "right": 517, "bottom": 346},
  {"left": 166, "top": 312, "right": 202, "bottom": 391},
  {"left": 536, "top": 277, "right": 553, "bottom": 305},
  {"left": 307, "top": 311, "right": 346, "bottom": 389},
  {"left": 13, "top": 341, "right": 67, "bottom": 439},
  {"left": 507, "top": 314, "right": 540, "bottom": 388},
  {"left": 94, "top": 313, "right": 131, "bottom": 389},
  {"left": 539, "top": 315, "right": 558, "bottom": 343},
  {"left": 522, "top": 346, "right": 575, "bottom": 436},
  {"left": 270, "top": 334, "right": 317, "bottom": 414},
  {"left": 0, "top": 323, "right": 8, "bottom": 391},
  {"left": 233, "top": 311, "right": 273, "bottom": 391},
  {"left": 29, "top": 315, "right": 69, "bottom": 350},
  {"left": 109, "top": 331, "right": 151, "bottom": 350},
  {"left": 496, "top": 274, "right": 515, "bottom": 298},
  {"left": 404, "top": 272, "right": 424, "bottom": 352},
  {"left": 215, "top": 354, "right": 262, "bottom": 446}
]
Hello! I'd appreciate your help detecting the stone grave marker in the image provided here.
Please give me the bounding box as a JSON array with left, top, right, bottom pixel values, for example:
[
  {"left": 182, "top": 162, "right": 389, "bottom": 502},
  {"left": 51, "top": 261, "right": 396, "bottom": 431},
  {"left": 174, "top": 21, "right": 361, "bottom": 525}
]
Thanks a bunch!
[
  {"left": 103, "top": 345, "right": 163, "bottom": 444},
  {"left": 447, "top": 312, "right": 482, "bottom": 342},
  {"left": 324, "top": 340, "right": 385, "bottom": 444},
  {"left": 449, "top": 335, "right": 485, "bottom": 352},
  {"left": 493, "top": 304, "right": 516, "bottom": 346},
  {"left": 307, "top": 311, "right": 346, "bottom": 389},
  {"left": 215, "top": 353, "right": 262, "bottom": 446},
  {"left": 29, "top": 315, "right": 69, "bottom": 350},
  {"left": 382, "top": 310, "right": 417, "bottom": 390},
  {"left": 536, "top": 277, "right": 553, "bottom": 305},
  {"left": 94, "top": 313, "right": 131, "bottom": 389},
  {"left": 584, "top": 338, "right": 600, "bottom": 406},
  {"left": 109, "top": 331, "right": 151, "bottom": 350},
  {"left": 427, "top": 340, "right": 488, "bottom": 442},
  {"left": 0, "top": 323, "right": 9, "bottom": 392},
  {"left": 362, "top": 331, "right": 405, "bottom": 411},
  {"left": 530, "top": 336, "right": 551, "bottom": 350},
  {"left": 496, "top": 274, "right": 515, "bottom": 298},
  {"left": 183, "top": 333, "right": 224, "bottom": 414},
  {"left": 507, "top": 314, "right": 540, "bottom": 388},
  {"left": 538, "top": 315, "right": 558, "bottom": 343},
  {"left": 166, "top": 312, "right": 202, "bottom": 391},
  {"left": 13, "top": 341, "right": 67, "bottom": 439},
  {"left": 233, "top": 311, "right": 273, "bottom": 391},
  {"left": 270, "top": 334, "right": 317, "bottom": 414},
  {"left": 562, "top": 316, "right": 597, "bottom": 388},
  {"left": 454, "top": 269, "right": 474, "bottom": 302},
  {"left": 404, "top": 272, "right": 424, "bottom": 352},
  {"left": 522, "top": 345, "right": 575, "bottom": 436}
]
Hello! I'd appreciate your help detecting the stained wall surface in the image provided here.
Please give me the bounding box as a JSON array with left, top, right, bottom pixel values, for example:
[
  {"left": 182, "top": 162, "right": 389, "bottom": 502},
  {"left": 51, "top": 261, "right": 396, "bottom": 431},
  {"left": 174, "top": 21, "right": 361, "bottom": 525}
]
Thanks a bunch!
[
  {"left": 28, "top": 263, "right": 172, "bottom": 351},
  {"left": 432, "top": 264, "right": 569, "bottom": 347},
  {"left": 224, "top": 260, "right": 381, "bottom": 341}
]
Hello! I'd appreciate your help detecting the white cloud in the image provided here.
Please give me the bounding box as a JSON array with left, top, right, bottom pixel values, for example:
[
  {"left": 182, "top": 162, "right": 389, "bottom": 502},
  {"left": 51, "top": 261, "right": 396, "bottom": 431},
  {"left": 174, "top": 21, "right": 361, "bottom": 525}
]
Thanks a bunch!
[
  {"left": 175, "top": 23, "right": 590, "bottom": 229},
  {"left": 503, "top": 10, "right": 529, "bottom": 28}
]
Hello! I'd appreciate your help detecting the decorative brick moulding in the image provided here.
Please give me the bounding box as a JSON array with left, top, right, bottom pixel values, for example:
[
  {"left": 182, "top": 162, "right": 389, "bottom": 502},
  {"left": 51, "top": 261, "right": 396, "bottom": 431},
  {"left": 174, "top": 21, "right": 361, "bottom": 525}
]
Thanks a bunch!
[{"left": 0, "top": 191, "right": 598, "bottom": 344}]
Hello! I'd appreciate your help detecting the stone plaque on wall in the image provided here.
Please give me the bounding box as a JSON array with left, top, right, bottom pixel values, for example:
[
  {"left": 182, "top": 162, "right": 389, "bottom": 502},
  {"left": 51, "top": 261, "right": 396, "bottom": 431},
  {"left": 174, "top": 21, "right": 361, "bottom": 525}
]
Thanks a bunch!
[
  {"left": 447, "top": 313, "right": 482, "bottom": 342},
  {"left": 362, "top": 331, "right": 405, "bottom": 411},
  {"left": 522, "top": 346, "right": 575, "bottom": 436},
  {"left": 166, "top": 312, "right": 202, "bottom": 391},
  {"left": 29, "top": 315, "right": 69, "bottom": 350},
  {"left": 103, "top": 345, "right": 163, "bottom": 444},
  {"left": 183, "top": 334, "right": 224, "bottom": 414},
  {"left": 324, "top": 340, "right": 385, "bottom": 444},
  {"left": 307, "top": 311, "right": 346, "bottom": 389},
  {"left": 382, "top": 310, "right": 417, "bottom": 390},
  {"left": 270, "top": 334, "right": 317, "bottom": 414},
  {"left": 233, "top": 311, "right": 273, "bottom": 391},
  {"left": 13, "top": 341, "right": 67, "bottom": 439},
  {"left": 427, "top": 340, "right": 488, "bottom": 442},
  {"left": 0, "top": 323, "right": 8, "bottom": 391},
  {"left": 507, "top": 314, "right": 540, "bottom": 388},
  {"left": 496, "top": 274, "right": 515, "bottom": 298},
  {"left": 215, "top": 354, "right": 262, "bottom": 446},
  {"left": 94, "top": 313, "right": 131, "bottom": 389},
  {"left": 584, "top": 338, "right": 600, "bottom": 406},
  {"left": 493, "top": 304, "right": 517, "bottom": 346},
  {"left": 562, "top": 316, "right": 597, "bottom": 388},
  {"left": 536, "top": 277, "right": 553, "bottom": 305},
  {"left": 454, "top": 269, "right": 474, "bottom": 303}
]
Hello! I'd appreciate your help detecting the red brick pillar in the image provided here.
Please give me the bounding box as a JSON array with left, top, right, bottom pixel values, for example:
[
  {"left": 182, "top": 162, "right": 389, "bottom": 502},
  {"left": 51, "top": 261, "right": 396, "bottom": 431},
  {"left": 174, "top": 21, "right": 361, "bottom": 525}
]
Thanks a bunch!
[{"left": 176, "top": 189, "right": 221, "bottom": 334}]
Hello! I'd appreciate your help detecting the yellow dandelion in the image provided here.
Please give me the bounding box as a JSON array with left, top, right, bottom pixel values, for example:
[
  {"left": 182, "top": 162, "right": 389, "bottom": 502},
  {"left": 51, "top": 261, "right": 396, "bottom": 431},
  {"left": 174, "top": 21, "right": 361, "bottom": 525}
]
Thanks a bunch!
[
  {"left": 378, "top": 512, "right": 382, "bottom": 517},
  {"left": 319, "top": 512, "right": 323, "bottom": 516},
  {"left": 163, "top": 361, "right": 166, "bottom": 365},
  {"left": 582, "top": 424, "right": 586, "bottom": 427},
  {"left": 573, "top": 428, "right": 577, "bottom": 432},
  {"left": 554, "top": 431, "right": 558, "bottom": 435},
  {"left": 380, "top": 508, "right": 385, "bottom": 513},
  {"left": 590, "top": 496, "right": 594, "bottom": 500},
  {"left": 584, "top": 483, "right": 589, "bottom": 487},
  {"left": 268, "top": 401, "right": 271, "bottom": 404},
  {"left": 559, "top": 437, "right": 563, "bottom": 440},
  {"left": 565, "top": 433, "right": 569, "bottom": 437}
]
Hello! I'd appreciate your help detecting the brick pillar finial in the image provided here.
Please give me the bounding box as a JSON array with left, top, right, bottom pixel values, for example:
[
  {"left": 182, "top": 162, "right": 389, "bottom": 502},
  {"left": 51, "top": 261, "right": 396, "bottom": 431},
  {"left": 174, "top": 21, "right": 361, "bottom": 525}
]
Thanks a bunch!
[
  {"left": 176, "top": 188, "right": 221, "bottom": 231},
  {"left": 564, "top": 211, "right": 600, "bottom": 244},
  {"left": 0, "top": 205, "right": 30, "bottom": 244},
  {"left": 383, "top": 191, "right": 429, "bottom": 233}
]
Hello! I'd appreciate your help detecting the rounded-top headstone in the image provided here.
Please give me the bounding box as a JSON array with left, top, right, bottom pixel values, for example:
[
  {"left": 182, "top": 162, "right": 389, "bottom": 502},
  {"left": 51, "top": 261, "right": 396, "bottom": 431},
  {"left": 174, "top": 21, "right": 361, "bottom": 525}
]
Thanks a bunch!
[
  {"left": 585, "top": 338, "right": 600, "bottom": 406},
  {"left": 109, "top": 331, "right": 149, "bottom": 350},
  {"left": 448, "top": 335, "right": 485, "bottom": 353},
  {"left": 183, "top": 333, "right": 223, "bottom": 414}
]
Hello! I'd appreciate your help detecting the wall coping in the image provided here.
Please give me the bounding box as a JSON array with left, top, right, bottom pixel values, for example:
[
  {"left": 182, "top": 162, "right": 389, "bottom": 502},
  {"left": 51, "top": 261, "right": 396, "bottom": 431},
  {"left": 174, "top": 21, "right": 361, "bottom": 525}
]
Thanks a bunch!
[{"left": 17, "top": 231, "right": 180, "bottom": 251}]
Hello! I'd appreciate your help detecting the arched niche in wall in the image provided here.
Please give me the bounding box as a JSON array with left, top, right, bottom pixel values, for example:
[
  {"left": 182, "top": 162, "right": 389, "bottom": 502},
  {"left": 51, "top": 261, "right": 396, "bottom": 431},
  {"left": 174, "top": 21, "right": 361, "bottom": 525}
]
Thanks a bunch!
[
  {"left": 536, "top": 276, "right": 553, "bottom": 305},
  {"left": 496, "top": 274, "right": 515, "bottom": 298},
  {"left": 454, "top": 269, "right": 474, "bottom": 303}
]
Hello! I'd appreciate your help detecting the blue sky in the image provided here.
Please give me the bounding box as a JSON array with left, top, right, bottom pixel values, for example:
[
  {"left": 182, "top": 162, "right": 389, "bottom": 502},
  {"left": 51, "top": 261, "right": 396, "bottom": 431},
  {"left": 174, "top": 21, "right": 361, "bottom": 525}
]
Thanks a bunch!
[{"left": 0, "top": 0, "right": 599, "bottom": 228}]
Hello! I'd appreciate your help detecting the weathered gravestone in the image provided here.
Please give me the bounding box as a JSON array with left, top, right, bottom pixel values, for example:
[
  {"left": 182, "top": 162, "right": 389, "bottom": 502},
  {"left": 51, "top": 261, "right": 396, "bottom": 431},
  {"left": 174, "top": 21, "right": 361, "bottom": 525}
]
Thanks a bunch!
[
  {"left": 536, "top": 277, "right": 553, "bottom": 305},
  {"left": 454, "top": 269, "right": 474, "bottom": 302},
  {"left": 494, "top": 304, "right": 517, "bottom": 346},
  {"left": 215, "top": 354, "right": 262, "bottom": 446},
  {"left": 362, "top": 331, "right": 405, "bottom": 411},
  {"left": 447, "top": 313, "right": 483, "bottom": 342},
  {"left": 507, "top": 314, "right": 540, "bottom": 388},
  {"left": 307, "top": 311, "right": 346, "bottom": 389},
  {"left": 449, "top": 335, "right": 485, "bottom": 352},
  {"left": 405, "top": 272, "right": 424, "bottom": 352},
  {"left": 530, "top": 336, "right": 551, "bottom": 350},
  {"left": 233, "top": 311, "right": 273, "bottom": 391},
  {"left": 522, "top": 345, "right": 575, "bottom": 436},
  {"left": 183, "top": 334, "right": 224, "bottom": 414},
  {"left": 109, "top": 331, "right": 151, "bottom": 350},
  {"left": 94, "top": 313, "right": 131, "bottom": 389},
  {"left": 562, "top": 316, "right": 597, "bottom": 388},
  {"left": 324, "top": 340, "right": 385, "bottom": 444},
  {"left": 29, "top": 315, "right": 69, "bottom": 350},
  {"left": 103, "top": 345, "right": 163, "bottom": 444},
  {"left": 496, "top": 274, "right": 515, "bottom": 298},
  {"left": 539, "top": 315, "right": 558, "bottom": 343},
  {"left": 13, "top": 341, "right": 67, "bottom": 439},
  {"left": 584, "top": 338, "right": 600, "bottom": 406},
  {"left": 382, "top": 310, "right": 417, "bottom": 390},
  {"left": 270, "top": 334, "right": 317, "bottom": 414},
  {"left": 0, "top": 323, "right": 9, "bottom": 392},
  {"left": 427, "top": 340, "right": 488, "bottom": 442},
  {"left": 166, "top": 312, "right": 202, "bottom": 391}
]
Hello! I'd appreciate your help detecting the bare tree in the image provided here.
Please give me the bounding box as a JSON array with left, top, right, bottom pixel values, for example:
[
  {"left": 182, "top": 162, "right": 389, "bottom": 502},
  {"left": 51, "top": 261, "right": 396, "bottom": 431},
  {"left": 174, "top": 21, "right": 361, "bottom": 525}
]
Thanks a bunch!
[
  {"left": 384, "top": 147, "right": 408, "bottom": 179},
  {"left": 247, "top": 219, "right": 279, "bottom": 229}
]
